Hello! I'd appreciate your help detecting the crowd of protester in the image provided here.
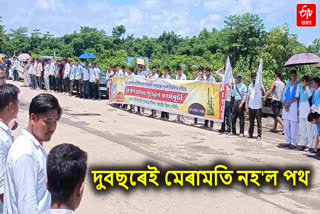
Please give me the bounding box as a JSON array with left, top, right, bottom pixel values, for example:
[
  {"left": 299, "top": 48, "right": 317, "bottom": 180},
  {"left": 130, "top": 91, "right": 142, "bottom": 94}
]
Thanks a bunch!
[{"left": 0, "top": 56, "right": 320, "bottom": 213}]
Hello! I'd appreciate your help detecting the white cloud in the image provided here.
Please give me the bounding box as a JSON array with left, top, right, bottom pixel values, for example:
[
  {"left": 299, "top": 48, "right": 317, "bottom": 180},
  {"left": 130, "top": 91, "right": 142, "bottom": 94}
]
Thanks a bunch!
[{"left": 36, "top": 0, "right": 56, "bottom": 9}]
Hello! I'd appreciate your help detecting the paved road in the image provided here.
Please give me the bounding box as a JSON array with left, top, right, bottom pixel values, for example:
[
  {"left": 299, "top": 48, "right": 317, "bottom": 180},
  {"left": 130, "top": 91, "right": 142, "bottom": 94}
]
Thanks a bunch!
[{"left": 9, "top": 80, "right": 320, "bottom": 214}]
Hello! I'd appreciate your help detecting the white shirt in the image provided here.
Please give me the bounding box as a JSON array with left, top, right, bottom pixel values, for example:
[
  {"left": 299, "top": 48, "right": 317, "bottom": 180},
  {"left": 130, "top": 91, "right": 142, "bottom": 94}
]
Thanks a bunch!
[
  {"left": 48, "top": 63, "right": 55, "bottom": 76},
  {"left": 161, "top": 73, "right": 171, "bottom": 79},
  {"left": 4, "top": 129, "right": 51, "bottom": 214},
  {"left": 27, "top": 64, "right": 34, "bottom": 75},
  {"left": 205, "top": 75, "right": 216, "bottom": 83},
  {"left": 137, "top": 70, "right": 149, "bottom": 76},
  {"left": 94, "top": 68, "right": 101, "bottom": 81},
  {"left": 195, "top": 75, "right": 206, "bottom": 81},
  {"left": 82, "top": 68, "right": 90, "bottom": 81},
  {"left": 114, "top": 70, "right": 123, "bottom": 78},
  {"left": 89, "top": 68, "right": 96, "bottom": 82},
  {"left": 106, "top": 71, "right": 114, "bottom": 79},
  {"left": 43, "top": 209, "right": 76, "bottom": 214},
  {"left": 299, "top": 86, "right": 313, "bottom": 119},
  {"left": 148, "top": 73, "right": 159, "bottom": 80},
  {"left": 176, "top": 73, "right": 186, "bottom": 80},
  {"left": 216, "top": 71, "right": 233, "bottom": 102},
  {"left": 44, "top": 64, "right": 50, "bottom": 78},
  {"left": 0, "top": 122, "right": 12, "bottom": 213},
  {"left": 12, "top": 60, "right": 19, "bottom": 70},
  {"left": 64, "top": 63, "right": 70, "bottom": 79},
  {"left": 69, "top": 65, "right": 75, "bottom": 80},
  {"left": 247, "top": 82, "right": 264, "bottom": 110},
  {"left": 282, "top": 84, "right": 301, "bottom": 122}
]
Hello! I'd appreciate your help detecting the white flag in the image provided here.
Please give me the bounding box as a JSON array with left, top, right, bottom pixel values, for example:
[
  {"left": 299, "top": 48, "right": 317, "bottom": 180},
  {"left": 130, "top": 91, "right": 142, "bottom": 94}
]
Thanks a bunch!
[
  {"left": 256, "top": 58, "right": 263, "bottom": 86},
  {"left": 221, "top": 56, "right": 233, "bottom": 91}
]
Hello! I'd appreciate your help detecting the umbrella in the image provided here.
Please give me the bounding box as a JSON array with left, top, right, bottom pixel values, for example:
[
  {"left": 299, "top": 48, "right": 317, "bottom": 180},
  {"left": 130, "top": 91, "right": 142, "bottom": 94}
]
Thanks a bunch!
[
  {"left": 18, "top": 53, "right": 31, "bottom": 61},
  {"left": 0, "top": 53, "right": 8, "bottom": 57},
  {"left": 284, "top": 53, "right": 320, "bottom": 67},
  {"left": 79, "top": 53, "right": 96, "bottom": 59}
]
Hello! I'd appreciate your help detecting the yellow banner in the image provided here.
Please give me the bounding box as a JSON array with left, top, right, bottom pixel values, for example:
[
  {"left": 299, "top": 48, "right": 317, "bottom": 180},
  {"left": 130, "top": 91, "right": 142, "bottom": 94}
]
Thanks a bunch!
[{"left": 109, "top": 76, "right": 227, "bottom": 121}]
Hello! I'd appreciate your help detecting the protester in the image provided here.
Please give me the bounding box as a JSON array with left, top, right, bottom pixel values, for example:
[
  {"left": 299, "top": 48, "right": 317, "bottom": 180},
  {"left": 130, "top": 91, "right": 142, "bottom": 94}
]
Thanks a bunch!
[
  {"left": 29, "top": 60, "right": 37, "bottom": 89},
  {"left": 0, "top": 84, "right": 20, "bottom": 213},
  {"left": 246, "top": 73, "right": 265, "bottom": 140},
  {"left": 148, "top": 66, "right": 159, "bottom": 117},
  {"left": 94, "top": 63, "right": 102, "bottom": 101},
  {"left": 11, "top": 57, "right": 19, "bottom": 82},
  {"left": 299, "top": 76, "right": 313, "bottom": 151},
  {"left": 81, "top": 63, "right": 90, "bottom": 99},
  {"left": 35, "top": 58, "right": 43, "bottom": 89},
  {"left": 48, "top": 59, "right": 56, "bottom": 91},
  {"left": 106, "top": 66, "right": 114, "bottom": 100},
  {"left": 282, "top": 70, "right": 300, "bottom": 149},
  {"left": 113, "top": 65, "right": 123, "bottom": 78},
  {"left": 264, "top": 70, "right": 285, "bottom": 132},
  {"left": 136, "top": 64, "right": 149, "bottom": 114},
  {"left": 69, "top": 61, "right": 75, "bottom": 96},
  {"left": 4, "top": 93, "right": 62, "bottom": 214},
  {"left": 217, "top": 65, "right": 232, "bottom": 133},
  {"left": 74, "top": 60, "right": 83, "bottom": 97},
  {"left": 175, "top": 66, "right": 186, "bottom": 123},
  {"left": 0, "top": 67, "right": 6, "bottom": 85},
  {"left": 44, "top": 60, "right": 50, "bottom": 91},
  {"left": 160, "top": 66, "right": 171, "bottom": 120},
  {"left": 23, "top": 61, "right": 31, "bottom": 87},
  {"left": 191, "top": 66, "right": 206, "bottom": 126},
  {"left": 308, "top": 112, "right": 320, "bottom": 154},
  {"left": 122, "top": 65, "right": 128, "bottom": 77},
  {"left": 203, "top": 67, "right": 215, "bottom": 128},
  {"left": 63, "top": 59, "right": 70, "bottom": 95},
  {"left": 56, "top": 60, "right": 63, "bottom": 92},
  {"left": 45, "top": 144, "right": 87, "bottom": 214},
  {"left": 231, "top": 73, "right": 247, "bottom": 137},
  {"left": 4, "top": 58, "right": 10, "bottom": 79},
  {"left": 89, "top": 62, "right": 97, "bottom": 100},
  {"left": 128, "top": 67, "right": 136, "bottom": 113}
]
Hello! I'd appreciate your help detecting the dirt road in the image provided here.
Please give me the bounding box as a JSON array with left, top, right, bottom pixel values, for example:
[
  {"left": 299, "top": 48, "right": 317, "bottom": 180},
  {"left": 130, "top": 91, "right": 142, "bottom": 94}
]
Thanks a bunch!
[{"left": 9, "top": 80, "right": 320, "bottom": 214}]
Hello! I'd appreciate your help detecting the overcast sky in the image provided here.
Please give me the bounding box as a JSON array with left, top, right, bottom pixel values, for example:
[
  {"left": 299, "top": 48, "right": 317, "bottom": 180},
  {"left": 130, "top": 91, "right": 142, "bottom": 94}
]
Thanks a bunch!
[{"left": 1, "top": 0, "right": 319, "bottom": 45}]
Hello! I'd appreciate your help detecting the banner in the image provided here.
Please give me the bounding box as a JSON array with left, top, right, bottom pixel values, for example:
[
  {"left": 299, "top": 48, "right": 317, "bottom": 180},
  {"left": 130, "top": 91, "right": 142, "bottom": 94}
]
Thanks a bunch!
[{"left": 109, "top": 76, "right": 226, "bottom": 121}]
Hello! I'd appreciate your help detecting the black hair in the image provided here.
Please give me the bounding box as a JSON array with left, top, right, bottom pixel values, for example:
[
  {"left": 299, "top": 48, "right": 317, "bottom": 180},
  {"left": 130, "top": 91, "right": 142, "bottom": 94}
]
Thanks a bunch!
[
  {"left": 251, "top": 72, "right": 257, "bottom": 78},
  {"left": 29, "top": 93, "right": 62, "bottom": 119},
  {"left": 275, "top": 69, "right": 282, "bottom": 78},
  {"left": 312, "top": 77, "right": 320, "bottom": 85},
  {"left": 198, "top": 66, "right": 204, "bottom": 71},
  {"left": 151, "top": 66, "right": 157, "bottom": 69},
  {"left": 0, "top": 84, "right": 20, "bottom": 111},
  {"left": 308, "top": 112, "right": 320, "bottom": 122},
  {"left": 47, "top": 143, "right": 87, "bottom": 205},
  {"left": 176, "top": 66, "right": 181, "bottom": 70},
  {"left": 122, "top": 65, "right": 126, "bottom": 69},
  {"left": 290, "top": 70, "right": 297, "bottom": 75},
  {"left": 302, "top": 75, "right": 310, "bottom": 82},
  {"left": 205, "top": 67, "right": 211, "bottom": 72},
  {"left": 163, "top": 66, "right": 169, "bottom": 70},
  {"left": 128, "top": 67, "right": 133, "bottom": 72}
]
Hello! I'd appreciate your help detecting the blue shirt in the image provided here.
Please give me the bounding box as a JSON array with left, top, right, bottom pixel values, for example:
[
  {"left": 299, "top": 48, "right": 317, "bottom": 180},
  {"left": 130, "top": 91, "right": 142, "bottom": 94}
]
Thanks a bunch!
[
  {"left": 317, "top": 123, "right": 320, "bottom": 135},
  {"left": 232, "top": 82, "right": 247, "bottom": 103},
  {"left": 74, "top": 65, "right": 83, "bottom": 80}
]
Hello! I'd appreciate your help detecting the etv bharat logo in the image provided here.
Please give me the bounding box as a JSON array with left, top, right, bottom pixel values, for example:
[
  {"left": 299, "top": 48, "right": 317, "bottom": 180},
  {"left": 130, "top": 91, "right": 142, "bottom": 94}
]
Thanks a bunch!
[{"left": 297, "top": 4, "right": 316, "bottom": 27}]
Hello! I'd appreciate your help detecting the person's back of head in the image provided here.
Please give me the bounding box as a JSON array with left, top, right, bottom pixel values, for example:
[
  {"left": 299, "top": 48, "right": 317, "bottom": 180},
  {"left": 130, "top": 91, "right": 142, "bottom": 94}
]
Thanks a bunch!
[
  {"left": 0, "top": 84, "right": 20, "bottom": 122},
  {"left": 47, "top": 143, "right": 87, "bottom": 211}
]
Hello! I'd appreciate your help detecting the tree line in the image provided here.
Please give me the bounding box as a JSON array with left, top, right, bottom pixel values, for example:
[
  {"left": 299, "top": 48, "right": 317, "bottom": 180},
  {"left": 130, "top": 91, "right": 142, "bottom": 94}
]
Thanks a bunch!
[{"left": 0, "top": 13, "right": 319, "bottom": 86}]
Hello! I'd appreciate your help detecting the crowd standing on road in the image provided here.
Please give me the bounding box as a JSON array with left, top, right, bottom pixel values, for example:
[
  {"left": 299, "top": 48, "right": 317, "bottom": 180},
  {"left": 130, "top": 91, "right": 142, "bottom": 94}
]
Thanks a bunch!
[{"left": 0, "top": 55, "right": 320, "bottom": 213}]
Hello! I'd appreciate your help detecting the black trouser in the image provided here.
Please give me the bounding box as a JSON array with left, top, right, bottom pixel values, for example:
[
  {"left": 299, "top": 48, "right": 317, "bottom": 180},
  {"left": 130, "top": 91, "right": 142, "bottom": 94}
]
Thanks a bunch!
[
  {"left": 205, "top": 120, "right": 214, "bottom": 127},
  {"left": 63, "top": 77, "right": 70, "bottom": 93},
  {"left": 161, "top": 112, "right": 169, "bottom": 119},
  {"left": 82, "top": 80, "right": 89, "bottom": 98},
  {"left": 13, "top": 69, "right": 18, "bottom": 81},
  {"left": 220, "top": 101, "right": 232, "bottom": 131},
  {"left": 56, "top": 77, "right": 63, "bottom": 92},
  {"left": 248, "top": 108, "right": 262, "bottom": 137},
  {"left": 89, "top": 82, "right": 96, "bottom": 98},
  {"left": 5, "top": 68, "right": 9, "bottom": 78},
  {"left": 74, "top": 80, "right": 80, "bottom": 96},
  {"left": 151, "top": 109, "right": 156, "bottom": 116},
  {"left": 232, "top": 101, "right": 245, "bottom": 134},
  {"left": 36, "top": 76, "right": 41, "bottom": 88},
  {"left": 94, "top": 83, "right": 100, "bottom": 99},
  {"left": 49, "top": 75, "right": 56, "bottom": 90}
]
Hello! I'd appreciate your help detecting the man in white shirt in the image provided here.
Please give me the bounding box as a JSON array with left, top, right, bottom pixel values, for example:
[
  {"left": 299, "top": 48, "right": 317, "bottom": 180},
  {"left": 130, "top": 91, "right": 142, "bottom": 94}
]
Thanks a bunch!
[
  {"left": 136, "top": 64, "right": 149, "bottom": 115},
  {"left": 0, "top": 84, "right": 20, "bottom": 214},
  {"left": 160, "top": 66, "right": 171, "bottom": 120},
  {"left": 63, "top": 60, "right": 70, "bottom": 94},
  {"left": 203, "top": 67, "right": 215, "bottom": 129},
  {"left": 69, "top": 61, "right": 75, "bottom": 96},
  {"left": 192, "top": 66, "right": 206, "bottom": 126},
  {"left": 44, "top": 60, "right": 50, "bottom": 91},
  {"left": 11, "top": 57, "right": 19, "bottom": 82},
  {"left": 113, "top": 65, "right": 123, "bottom": 78},
  {"left": 175, "top": 66, "right": 187, "bottom": 123},
  {"left": 48, "top": 59, "right": 56, "bottom": 91},
  {"left": 147, "top": 66, "right": 159, "bottom": 117},
  {"left": 81, "top": 63, "right": 90, "bottom": 99},
  {"left": 4, "top": 94, "right": 62, "bottom": 214},
  {"left": 88, "top": 63, "right": 97, "bottom": 100},
  {"left": 216, "top": 65, "right": 233, "bottom": 133},
  {"left": 105, "top": 66, "right": 114, "bottom": 100},
  {"left": 94, "top": 63, "right": 102, "bottom": 101},
  {"left": 127, "top": 67, "right": 136, "bottom": 113},
  {"left": 245, "top": 73, "right": 265, "bottom": 141},
  {"left": 73, "top": 60, "right": 83, "bottom": 97},
  {"left": 44, "top": 143, "right": 87, "bottom": 214}
]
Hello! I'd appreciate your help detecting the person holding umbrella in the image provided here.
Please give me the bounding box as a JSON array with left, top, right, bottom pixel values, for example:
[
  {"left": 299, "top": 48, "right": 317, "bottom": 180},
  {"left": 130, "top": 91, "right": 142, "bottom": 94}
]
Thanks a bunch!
[{"left": 282, "top": 70, "right": 300, "bottom": 149}]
